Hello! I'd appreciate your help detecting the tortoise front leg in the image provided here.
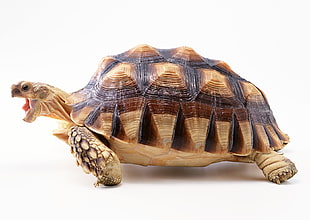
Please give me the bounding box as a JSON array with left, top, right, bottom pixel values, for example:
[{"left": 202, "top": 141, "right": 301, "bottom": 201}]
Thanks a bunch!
[
  {"left": 253, "top": 151, "right": 297, "bottom": 184},
  {"left": 69, "top": 126, "right": 122, "bottom": 186}
]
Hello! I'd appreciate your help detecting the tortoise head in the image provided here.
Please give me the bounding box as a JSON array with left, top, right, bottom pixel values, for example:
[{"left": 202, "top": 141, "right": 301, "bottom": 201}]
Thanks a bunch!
[{"left": 11, "top": 81, "right": 72, "bottom": 123}]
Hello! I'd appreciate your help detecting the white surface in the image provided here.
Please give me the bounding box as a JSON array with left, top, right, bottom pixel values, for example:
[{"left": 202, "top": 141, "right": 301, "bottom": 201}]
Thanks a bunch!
[{"left": 0, "top": 0, "right": 309, "bottom": 219}]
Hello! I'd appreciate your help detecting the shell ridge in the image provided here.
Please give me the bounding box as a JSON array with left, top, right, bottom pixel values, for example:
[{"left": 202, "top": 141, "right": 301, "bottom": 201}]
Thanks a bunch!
[
  {"left": 183, "top": 65, "right": 200, "bottom": 101},
  {"left": 229, "top": 110, "right": 253, "bottom": 155},
  {"left": 250, "top": 118, "right": 271, "bottom": 152},
  {"left": 204, "top": 109, "right": 216, "bottom": 152},
  {"left": 271, "top": 123, "right": 289, "bottom": 144},
  {"left": 135, "top": 63, "right": 156, "bottom": 94},
  {"left": 264, "top": 124, "right": 285, "bottom": 150},
  {"left": 228, "top": 113, "right": 235, "bottom": 153},
  {"left": 171, "top": 105, "right": 193, "bottom": 151},
  {"left": 250, "top": 115, "right": 258, "bottom": 150},
  {"left": 211, "top": 63, "right": 246, "bottom": 81},
  {"left": 230, "top": 78, "right": 246, "bottom": 107},
  {"left": 72, "top": 100, "right": 88, "bottom": 112},
  {"left": 170, "top": 105, "right": 183, "bottom": 151},
  {"left": 84, "top": 104, "right": 102, "bottom": 127},
  {"left": 230, "top": 112, "right": 239, "bottom": 153},
  {"left": 111, "top": 104, "right": 124, "bottom": 139},
  {"left": 98, "top": 59, "right": 121, "bottom": 79},
  {"left": 264, "top": 125, "right": 276, "bottom": 149},
  {"left": 138, "top": 102, "right": 156, "bottom": 145}
]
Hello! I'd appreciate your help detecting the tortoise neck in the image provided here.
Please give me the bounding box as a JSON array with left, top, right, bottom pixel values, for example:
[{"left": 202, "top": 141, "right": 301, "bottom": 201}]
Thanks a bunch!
[{"left": 40, "top": 86, "right": 73, "bottom": 122}]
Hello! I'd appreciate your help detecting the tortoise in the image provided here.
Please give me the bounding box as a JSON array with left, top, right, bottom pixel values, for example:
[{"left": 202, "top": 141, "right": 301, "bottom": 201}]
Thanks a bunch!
[{"left": 11, "top": 44, "right": 297, "bottom": 186}]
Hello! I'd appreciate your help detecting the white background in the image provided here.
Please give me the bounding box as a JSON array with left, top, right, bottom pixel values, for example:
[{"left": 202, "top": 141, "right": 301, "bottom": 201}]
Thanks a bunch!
[{"left": 0, "top": 0, "right": 309, "bottom": 219}]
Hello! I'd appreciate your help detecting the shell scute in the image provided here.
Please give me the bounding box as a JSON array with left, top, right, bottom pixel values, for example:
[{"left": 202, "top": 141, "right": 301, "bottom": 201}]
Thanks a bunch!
[
  {"left": 151, "top": 63, "right": 186, "bottom": 89},
  {"left": 99, "top": 63, "right": 136, "bottom": 89},
  {"left": 71, "top": 44, "right": 289, "bottom": 156},
  {"left": 124, "top": 44, "right": 161, "bottom": 58},
  {"left": 199, "top": 69, "right": 234, "bottom": 97},
  {"left": 146, "top": 99, "right": 180, "bottom": 149},
  {"left": 213, "top": 61, "right": 240, "bottom": 77},
  {"left": 171, "top": 46, "right": 205, "bottom": 62}
]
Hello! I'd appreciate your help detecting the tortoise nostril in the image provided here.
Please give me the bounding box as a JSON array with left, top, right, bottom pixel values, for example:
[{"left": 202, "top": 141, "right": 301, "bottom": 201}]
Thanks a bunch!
[{"left": 11, "top": 88, "right": 21, "bottom": 97}]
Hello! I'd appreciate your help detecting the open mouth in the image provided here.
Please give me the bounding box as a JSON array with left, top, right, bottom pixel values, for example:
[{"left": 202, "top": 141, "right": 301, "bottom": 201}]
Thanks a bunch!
[
  {"left": 21, "top": 98, "right": 39, "bottom": 123},
  {"left": 22, "top": 98, "right": 31, "bottom": 112}
]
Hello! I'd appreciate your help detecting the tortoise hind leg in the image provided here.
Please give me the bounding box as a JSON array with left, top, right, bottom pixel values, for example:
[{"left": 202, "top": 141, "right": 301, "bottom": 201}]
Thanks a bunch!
[
  {"left": 253, "top": 151, "right": 298, "bottom": 184},
  {"left": 69, "top": 126, "right": 122, "bottom": 186}
]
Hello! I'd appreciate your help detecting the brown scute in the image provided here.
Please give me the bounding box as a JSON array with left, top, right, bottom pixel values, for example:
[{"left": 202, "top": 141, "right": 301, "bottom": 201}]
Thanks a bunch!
[
  {"left": 199, "top": 69, "right": 234, "bottom": 97},
  {"left": 204, "top": 109, "right": 234, "bottom": 154},
  {"left": 213, "top": 61, "right": 240, "bottom": 77},
  {"left": 272, "top": 124, "right": 290, "bottom": 144},
  {"left": 246, "top": 100, "right": 274, "bottom": 125},
  {"left": 214, "top": 107, "right": 233, "bottom": 122},
  {"left": 74, "top": 100, "right": 117, "bottom": 130},
  {"left": 124, "top": 44, "right": 161, "bottom": 58},
  {"left": 240, "top": 81, "right": 265, "bottom": 102},
  {"left": 252, "top": 124, "right": 271, "bottom": 152},
  {"left": 99, "top": 63, "right": 136, "bottom": 89},
  {"left": 213, "top": 121, "right": 232, "bottom": 154},
  {"left": 145, "top": 62, "right": 192, "bottom": 101},
  {"left": 142, "top": 99, "right": 179, "bottom": 149},
  {"left": 120, "top": 110, "right": 142, "bottom": 143},
  {"left": 97, "top": 56, "right": 119, "bottom": 75},
  {"left": 171, "top": 46, "right": 205, "bottom": 62},
  {"left": 196, "top": 91, "right": 242, "bottom": 109},
  {"left": 151, "top": 63, "right": 186, "bottom": 89},
  {"left": 116, "top": 98, "right": 145, "bottom": 141},
  {"left": 108, "top": 98, "right": 145, "bottom": 141},
  {"left": 184, "top": 117, "right": 209, "bottom": 153},
  {"left": 71, "top": 44, "right": 289, "bottom": 155},
  {"left": 265, "top": 124, "right": 286, "bottom": 150},
  {"left": 71, "top": 104, "right": 94, "bottom": 125},
  {"left": 150, "top": 113, "right": 177, "bottom": 149},
  {"left": 147, "top": 98, "right": 179, "bottom": 115},
  {"left": 234, "top": 108, "right": 249, "bottom": 121},
  {"left": 181, "top": 101, "right": 212, "bottom": 119},
  {"left": 117, "top": 97, "right": 145, "bottom": 113},
  {"left": 89, "top": 112, "right": 113, "bottom": 135}
]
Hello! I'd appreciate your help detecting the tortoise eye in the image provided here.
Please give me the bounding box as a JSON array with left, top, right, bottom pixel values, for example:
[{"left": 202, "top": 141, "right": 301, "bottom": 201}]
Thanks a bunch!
[{"left": 21, "top": 84, "right": 30, "bottom": 92}]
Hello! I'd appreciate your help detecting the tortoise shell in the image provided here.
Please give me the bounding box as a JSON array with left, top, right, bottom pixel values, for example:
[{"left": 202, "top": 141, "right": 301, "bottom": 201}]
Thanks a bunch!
[{"left": 70, "top": 44, "right": 289, "bottom": 156}]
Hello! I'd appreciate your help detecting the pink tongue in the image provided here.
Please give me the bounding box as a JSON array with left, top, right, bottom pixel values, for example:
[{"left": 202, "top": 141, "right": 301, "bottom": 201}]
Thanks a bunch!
[{"left": 22, "top": 99, "right": 30, "bottom": 112}]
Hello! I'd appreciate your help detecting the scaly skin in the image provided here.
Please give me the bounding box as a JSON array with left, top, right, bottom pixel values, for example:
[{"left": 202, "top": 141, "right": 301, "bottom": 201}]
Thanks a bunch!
[
  {"left": 69, "top": 126, "right": 122, "bottom": 186},
  {"left": 253, "top": 151, "right": 298, "bottom": 184}
]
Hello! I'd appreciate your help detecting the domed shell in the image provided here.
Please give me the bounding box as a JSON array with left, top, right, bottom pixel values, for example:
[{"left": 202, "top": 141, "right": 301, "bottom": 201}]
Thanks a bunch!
[{"left": 70, "top": 44, "right": 289, "bottom": 156}]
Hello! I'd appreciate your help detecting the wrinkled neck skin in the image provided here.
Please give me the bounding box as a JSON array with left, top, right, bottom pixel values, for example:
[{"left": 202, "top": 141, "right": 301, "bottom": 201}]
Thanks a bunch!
[
  {"left": 40, "top": 88, "right": 72, "bottom": 122},
  {"left": 28, "top": 86, "right": 73, "bottom": 123},
  {"left": 37, "top": 86, "right": 75, "bottom": 143}
]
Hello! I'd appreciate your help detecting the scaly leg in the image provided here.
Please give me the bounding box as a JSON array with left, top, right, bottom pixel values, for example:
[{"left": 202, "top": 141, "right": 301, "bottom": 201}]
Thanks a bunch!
[
  {"left": 253, "top": 151, "right": 297, "bottom": 184},
  {"left": 69, "top": 126, "right": 122, "bottom": 186}
]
